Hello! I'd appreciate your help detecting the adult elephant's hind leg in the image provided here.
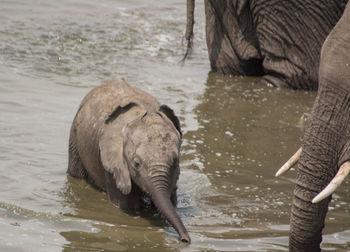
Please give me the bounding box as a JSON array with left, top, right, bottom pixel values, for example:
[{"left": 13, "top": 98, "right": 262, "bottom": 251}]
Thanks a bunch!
[{"left": 67, "top": 125, "right": 87, "bottom": 179}]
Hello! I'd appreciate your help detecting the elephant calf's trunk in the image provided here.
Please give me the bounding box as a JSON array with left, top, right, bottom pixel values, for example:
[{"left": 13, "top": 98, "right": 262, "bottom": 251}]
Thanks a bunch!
[
  {"left": 149, "top": 176, "right": 190, "bottom": 243},
  {"left": 151, "top": 191, "right": 190, "bottom": 242}
]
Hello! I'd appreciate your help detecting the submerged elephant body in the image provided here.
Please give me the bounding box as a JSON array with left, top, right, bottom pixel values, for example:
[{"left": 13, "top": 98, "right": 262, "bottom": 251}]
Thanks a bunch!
[
  {"left": 68, "top": 79, "right": 190, "bottom": 242},
  {"left": 185, "top": 0, "right": 347, "bottom": 89}
]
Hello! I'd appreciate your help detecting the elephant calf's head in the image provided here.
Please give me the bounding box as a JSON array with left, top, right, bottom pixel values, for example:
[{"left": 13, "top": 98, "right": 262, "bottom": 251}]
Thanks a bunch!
[
  {"left": 122, "top": 106, "right": 182, "bottom": 196},
  {"left": 100, "top": 102, "right": 189, "bottom": 242}
]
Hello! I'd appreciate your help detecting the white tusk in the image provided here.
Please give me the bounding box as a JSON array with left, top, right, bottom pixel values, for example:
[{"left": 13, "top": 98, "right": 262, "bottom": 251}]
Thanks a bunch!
[
  {"left": 312, "top": 162, "right": 350, "bottom": 203},
  {"left": 275, "top": 147, "right": 302, "bottom": 177}
]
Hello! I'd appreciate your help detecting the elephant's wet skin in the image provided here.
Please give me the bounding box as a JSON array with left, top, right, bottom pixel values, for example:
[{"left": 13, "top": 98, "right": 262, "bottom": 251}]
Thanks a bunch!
[
  {"left": 67, "top": 79, "right": 190, "bottom": 243},
  {"left": 185, "top": 0, "right": 347, "bottom": 90},
  {"left": 278, "top": 2, "right": 350, "bottom": 251}
]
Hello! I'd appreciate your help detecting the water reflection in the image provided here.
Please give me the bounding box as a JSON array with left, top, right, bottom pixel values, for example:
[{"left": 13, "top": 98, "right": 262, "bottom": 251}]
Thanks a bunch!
[
  {"left": 180, "top": 72, "right": 315, "bottom": 250},
  {"left": 61, "top": 177, "right": 186, "bottom": 252}
]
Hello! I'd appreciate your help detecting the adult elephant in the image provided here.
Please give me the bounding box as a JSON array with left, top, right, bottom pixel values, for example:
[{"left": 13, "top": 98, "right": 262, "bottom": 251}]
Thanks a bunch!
[
  {"left": 276, "top": 2, "right": 350, "bottom": 251},
  {"left": 184, "top": 0, "right": 347, "bottom": 89}
]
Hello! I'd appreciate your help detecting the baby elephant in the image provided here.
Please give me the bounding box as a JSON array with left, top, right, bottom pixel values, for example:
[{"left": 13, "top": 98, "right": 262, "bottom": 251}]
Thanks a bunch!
[{"left": 67, "top": 79, "right": 190, "bottom": 242}]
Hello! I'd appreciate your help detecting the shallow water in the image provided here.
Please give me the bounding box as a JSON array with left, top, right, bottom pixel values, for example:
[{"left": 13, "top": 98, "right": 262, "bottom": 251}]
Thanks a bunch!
[{"left": 1, "top": 0, "right": 350, "bottom": 251}]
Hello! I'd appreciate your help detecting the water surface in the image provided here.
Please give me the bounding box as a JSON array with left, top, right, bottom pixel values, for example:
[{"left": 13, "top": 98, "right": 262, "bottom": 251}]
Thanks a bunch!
[{"left": 1, "top": 0, "right": 350, "bottom": 251}]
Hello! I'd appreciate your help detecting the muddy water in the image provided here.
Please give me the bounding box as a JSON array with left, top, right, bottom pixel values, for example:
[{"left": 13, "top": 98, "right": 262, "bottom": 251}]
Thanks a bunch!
[{"left": 1, "top": 0, "right": 350, "bottom": 251}]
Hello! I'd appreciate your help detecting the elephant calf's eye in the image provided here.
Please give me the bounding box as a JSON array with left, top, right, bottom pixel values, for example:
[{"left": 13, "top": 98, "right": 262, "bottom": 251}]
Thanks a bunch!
[{"left": 133, "top": 157, "right": 141, "bottom": 170}]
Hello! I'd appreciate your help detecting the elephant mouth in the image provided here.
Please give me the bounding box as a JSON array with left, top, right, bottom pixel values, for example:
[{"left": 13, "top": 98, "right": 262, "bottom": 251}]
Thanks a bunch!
[
  {"left": 276, "top": 147, "right": 350, "bottom": 203},
  {"left": 141, "top": 194, "right": 154, "bottom": 209}
]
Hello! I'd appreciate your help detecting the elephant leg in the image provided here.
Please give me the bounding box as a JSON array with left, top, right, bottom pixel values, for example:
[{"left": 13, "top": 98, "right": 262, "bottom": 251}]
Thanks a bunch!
[
  {"left": 259, "top": 74, "right": 291, "bottom": 89},
  {"left": 104, "top": 171, "right": 142, "bottom": 211},
  {"left": 170, "top": 188, "right": 177, "bottom": 207},
  {"left": 67, "top": 125, "right": 87, "bottom": 179},
  {"left": 204, "top": 0, "right": 263, "bottom": 76}
]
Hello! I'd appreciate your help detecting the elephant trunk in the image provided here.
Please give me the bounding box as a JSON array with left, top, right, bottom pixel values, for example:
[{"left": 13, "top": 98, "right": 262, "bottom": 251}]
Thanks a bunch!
[
  {"left": 290, "top": 83, "right": 348, "bottom": 251},
  {"left": 148, "top": 168, "right": 190, "bottom": 243},
  {"left": 290, "top": 162, "right": 331, "bottom": 251},
  {"left": 182, "top": 0, "right": 195, "bottom": 62}
]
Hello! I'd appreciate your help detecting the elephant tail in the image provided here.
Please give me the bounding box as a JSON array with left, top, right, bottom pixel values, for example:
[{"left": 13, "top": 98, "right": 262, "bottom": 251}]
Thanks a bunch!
[{"left": 181, "top": 0, "right": 195, "bottom": 63}]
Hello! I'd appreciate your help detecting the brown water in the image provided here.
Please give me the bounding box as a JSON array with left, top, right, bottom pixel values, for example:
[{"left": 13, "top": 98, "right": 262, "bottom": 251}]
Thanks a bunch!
[{"left": 1, "top": 0, "right": 350, "bottom": 251}]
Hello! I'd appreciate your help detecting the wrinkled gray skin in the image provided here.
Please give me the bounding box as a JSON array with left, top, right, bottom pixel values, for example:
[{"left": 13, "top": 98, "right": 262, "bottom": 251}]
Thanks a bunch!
[
  {"left": 67, "top": 79, "right": 190, "bottom": 243},
  {"left": 289, "top": 3, "right": 350, "bottom": 251},
  {"left": 185, "top": 0, "right": 347, "bottom": 90}
]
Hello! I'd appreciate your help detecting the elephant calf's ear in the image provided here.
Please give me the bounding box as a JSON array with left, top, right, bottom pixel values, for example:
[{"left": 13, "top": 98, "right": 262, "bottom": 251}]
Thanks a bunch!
[
  {"left": 159, "top": 105, "right": 182, "bottom": 137},
  {"left": 99, "top": 125, "right": 132, "bottom": 195}
]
